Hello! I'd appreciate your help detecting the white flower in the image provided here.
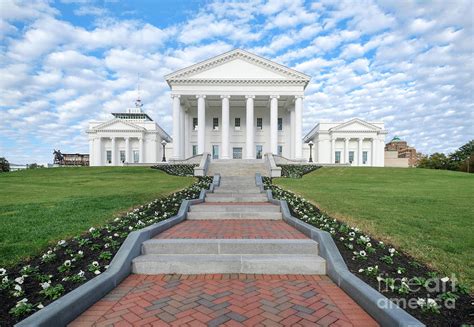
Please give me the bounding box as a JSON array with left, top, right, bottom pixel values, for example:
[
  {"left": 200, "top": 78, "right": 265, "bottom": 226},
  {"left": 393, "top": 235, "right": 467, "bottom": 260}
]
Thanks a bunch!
[
  {"left": 16, "top": 298, "right": 28, "bottom": 307},
  {"left": 0, "top": 268, "right": 6, "bottom": 276},
  {"left": 14, "top": 284, "right": 22, "bottom": 291},
  {"left": 348, "top": 232, "right": 355, "bottom": 237},
  {"left": 440, "top": 277, "right": 450, "bottom": 283},
  {"left": 114, "top": 217, "right": 120, "bottom": 222},
  {"left": 367, "top": 267, "right": 374, "bottom": 272},
  {"left": 128, "top": 226, "right": 133, "bottom": 230},
  {"left": 417, "top": 298, "right": 426, "bottom": 306},
  {"left": 366, "top": 242, "right": 372, "bottom": 248},
  {"left": 427, "top": 298, "right": 437, "bottom": 306},
  {"left": 78, "top": 270, "right": 85, "bottom": 277},
  {"left": 359, "top": 250, "right": 367, "bottom": 257},
  {"left": 113, "top": 233, "right": 119, "bottom": 237},
  {"left": 397, "top": 269, "right": 402, "bottom": 274},
  {"left": 63, "top": 260, "right": 71, "bottom": 267},
  {"left": 2, "top": 276, "right": 8, "bottom": 283},
  {"left": 37, "top": 303, "right": 44, "bottom": 309},
  {"left": 339, "top": 237, "right": 345, "bottom": 241},
  {"left": 15, "top": 276, "right": 24, "bottom": 284},
  {"left": 89, "top": 227, "right": 96, "bottom": 233},
  {"left": 389, "top": 248, "right": 396, "bottom": 254},
  {"left": 94, "top": 270, "right": 101, "bottom": 275},
  {"left": 57, "top": 240, "right": 66, "bottom": 246},
  {"left": 91, "top": 261, "right": 99, "bottom": 268},
  {"left": 77, "top": 250, "right": 83, "bottom": 256},
  {"left": 104, "top": 243, "right": 109, "bottom": 248},
  {"left": 376, "top": 276, "right": 383, "bottom": 282},
  {"left": 358, "top": 268, "right": 364, "bottom": 273},
  {"left": 40, "top": 282, "right": 50, "bottom": 289}
]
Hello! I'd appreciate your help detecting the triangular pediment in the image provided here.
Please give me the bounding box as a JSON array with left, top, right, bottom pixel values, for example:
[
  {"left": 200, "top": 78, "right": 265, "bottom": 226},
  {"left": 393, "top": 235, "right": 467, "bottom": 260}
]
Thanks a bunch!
[
  {"left": 165, "top": 49, "right": 311, "bottom": 84},
  {"left": 330, "top": 119, "right": 380, "bottom": 132},
  {"left": 93, "top": 119, "right": 145, "bottom": 131}
]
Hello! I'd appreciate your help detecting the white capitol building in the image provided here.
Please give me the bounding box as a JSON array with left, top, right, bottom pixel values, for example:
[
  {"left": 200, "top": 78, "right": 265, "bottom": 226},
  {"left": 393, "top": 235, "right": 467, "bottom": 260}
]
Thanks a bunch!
[{"left": 87, "top": 49, "right": 387, "bottom": 167}]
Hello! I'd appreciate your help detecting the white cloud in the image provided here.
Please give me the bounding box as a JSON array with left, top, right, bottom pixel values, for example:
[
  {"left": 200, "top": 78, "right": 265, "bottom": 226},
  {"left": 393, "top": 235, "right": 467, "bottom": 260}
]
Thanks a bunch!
[{"left": 0, "top": 0, "right": 472, "bottom": 164}]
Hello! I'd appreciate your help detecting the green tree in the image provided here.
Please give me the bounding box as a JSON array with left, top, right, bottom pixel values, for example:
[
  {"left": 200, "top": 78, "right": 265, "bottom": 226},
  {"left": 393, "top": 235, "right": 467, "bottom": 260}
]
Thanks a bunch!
[
  {"left": 448, "top": 140, "right": 473, "bottom": 172},
  {"left": 0, "top": 157, "right": 10, "bottom": 172},
  {"left": 417, "top": 152, "right": 449, "bottom": 170}
]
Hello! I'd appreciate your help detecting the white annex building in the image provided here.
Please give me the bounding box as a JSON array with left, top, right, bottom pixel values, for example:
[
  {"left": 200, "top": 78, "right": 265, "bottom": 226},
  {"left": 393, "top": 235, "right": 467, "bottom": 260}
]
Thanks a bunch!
[{"left": 88, "top": 49, "right": 385, "bottom": 167}]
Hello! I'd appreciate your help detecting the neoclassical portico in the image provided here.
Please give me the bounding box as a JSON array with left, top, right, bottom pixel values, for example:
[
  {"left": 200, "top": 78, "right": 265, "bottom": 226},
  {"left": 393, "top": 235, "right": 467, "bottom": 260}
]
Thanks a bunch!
[{"left": 165, "top": 49, "right": 310, "bottom": 160}]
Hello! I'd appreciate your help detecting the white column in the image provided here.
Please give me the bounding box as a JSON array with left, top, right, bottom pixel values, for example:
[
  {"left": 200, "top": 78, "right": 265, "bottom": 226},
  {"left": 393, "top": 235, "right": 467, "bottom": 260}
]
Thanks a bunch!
[
  {"left": 89, "top": 138, "right": 94, "bottom": 166},
  {"left": 358, "top": 138, "right": 363, "bottom": 166},
  {"left": 245, "top": 95, "right": 255, "bottom": 159},
  {"left": 221, "top": 95, "right": 230, "bottom": 159},
  {"left": 270, "top": 95, "right": 279, "bottom": 154},
  {"left": 184, "top": 110, "right": 189, "bottom": 158},
  {"left": 125, "top": 137, "right": 130, "bottom": 163},
  {"left": 172, "top": 94, "right": 181, "bottom": 160},
  {"left": 111, "top": 137, "right": 116, "bottom": 166},
  {"left": 371, "top": 138, "right": 375, "bottom": 166},
  {"left": 197, "top": 95, "right": 206, "bottom": 154},
  {"left": 290, "top": 107, "right": 295, "bottom": 159},
  {"left": 344, "top": 138, "right": 349, "bottom": 164},
  {"left": 294, "top": 96, "right": 303, "bottom": 159},
  {"left": 179, "top": 104, "right": 185, "bottom": 159},
  {"left": 97, "top": 137, "right": 102, "bottom": 166},
  {"left": 139, "top": 137, "right": 144, "bottom": 163},
  {"left": 331, "top": 138, "right": 335, "bottom": 163}
]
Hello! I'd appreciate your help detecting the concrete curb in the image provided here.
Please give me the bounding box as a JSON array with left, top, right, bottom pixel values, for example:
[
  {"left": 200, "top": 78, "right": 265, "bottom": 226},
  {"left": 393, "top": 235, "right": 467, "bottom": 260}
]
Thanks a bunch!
[
  {"left": 16, "top": 175, "right": 220, "bottom": 327},
  {"left": 255, "top": 173, "right": 425, "bottom": 327}
]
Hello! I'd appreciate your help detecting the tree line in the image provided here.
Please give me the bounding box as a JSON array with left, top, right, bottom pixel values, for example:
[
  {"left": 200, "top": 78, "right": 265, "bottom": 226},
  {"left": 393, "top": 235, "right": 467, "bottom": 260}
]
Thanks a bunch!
[{"left": 417, "top": 140, "right": 473, "bottom": 173}]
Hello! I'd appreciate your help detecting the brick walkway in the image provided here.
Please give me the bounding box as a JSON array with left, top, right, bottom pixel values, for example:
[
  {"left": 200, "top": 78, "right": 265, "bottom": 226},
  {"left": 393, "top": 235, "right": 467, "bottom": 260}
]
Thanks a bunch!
[
  {"left": 156, "top": 220, "right": 307, "bottom": 239},
  {"left": 69, "top": 274, "right": 378, "bottom": 327}
]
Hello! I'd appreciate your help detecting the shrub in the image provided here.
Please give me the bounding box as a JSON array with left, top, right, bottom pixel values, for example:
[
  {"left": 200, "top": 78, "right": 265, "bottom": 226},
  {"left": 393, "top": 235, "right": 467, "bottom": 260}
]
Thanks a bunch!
[
  {"left": 0, "top": 157, "right": 10, "bottom": 172},
  {"left": 152, "top": 164, "right": 197, "bottom": 176},
  {"left": 278, "top": 164, "right": 322, "bottom": 178}
]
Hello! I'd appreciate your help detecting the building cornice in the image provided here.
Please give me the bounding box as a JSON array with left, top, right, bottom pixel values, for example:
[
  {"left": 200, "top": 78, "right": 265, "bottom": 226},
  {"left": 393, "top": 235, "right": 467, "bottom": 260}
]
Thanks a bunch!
[
  {"left": 165, "top": 49, "right": 311, "bottom": 84},
  {"left": 166, "top": 78, "right": 308, "bottom": 86}
]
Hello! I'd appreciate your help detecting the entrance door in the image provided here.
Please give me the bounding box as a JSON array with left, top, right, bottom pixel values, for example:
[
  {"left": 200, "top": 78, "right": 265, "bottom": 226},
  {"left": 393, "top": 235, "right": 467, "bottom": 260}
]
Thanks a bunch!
[
  {"left": 212, "top": 145, "right": 219, "bottom": 159},
  {"left": 232, "top": 147, "right": 242, "bottom": 159},
  {"left": 256, "top": 145, "right": 263, "bottom": 159}
]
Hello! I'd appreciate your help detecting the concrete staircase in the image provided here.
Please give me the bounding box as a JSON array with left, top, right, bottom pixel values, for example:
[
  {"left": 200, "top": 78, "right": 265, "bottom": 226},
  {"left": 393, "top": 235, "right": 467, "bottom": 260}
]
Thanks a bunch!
[
  {"left": 207, "top": 160, "right": 268, "bottom": 177},
  {"left": 132, "top": 174, "right": 326, "bottom": 275},
  {"left": 132, "top": 239, "right": 326, "bottom": 274}
]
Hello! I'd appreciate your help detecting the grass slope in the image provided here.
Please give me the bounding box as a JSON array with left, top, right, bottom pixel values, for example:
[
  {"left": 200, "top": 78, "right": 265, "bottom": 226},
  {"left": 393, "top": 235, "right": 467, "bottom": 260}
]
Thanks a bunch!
[
  {"left": 0, "top": 167, "right": 194, "bottom": 266},
  {"left": 275, "top": 167, "right": 474, "bottom": 288}
]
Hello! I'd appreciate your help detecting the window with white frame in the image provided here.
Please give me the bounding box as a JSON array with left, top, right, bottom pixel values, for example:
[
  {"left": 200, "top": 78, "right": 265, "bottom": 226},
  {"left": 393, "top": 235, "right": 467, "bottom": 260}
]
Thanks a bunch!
[
  {"left": 235, "top": 117, "right": 241, "bottom": 130},
  {"left": 193, "top": 118, "right": 198, "bottom": 130},
  {"left": 106, "top": 150, "right": 112, "bottom": 163},
  {"left": 278, "top": 118, "right": 283, "bottom": 131},
  {"left": 335, "top": 151, "right": 341, "bottom": 164},
  {"left": 349, "top": 151, "right": 354, "bottom": 164},
  {"left": 256, "top": 118, "right": 263, "bottom": 130},
  {"left": 133, "top": 150, "right": 139, "bottom": 163},
  {"left": 192, "top": 145, "right": 198, "bottom": 156},
  {"left": 363, "top": 151, "right": 368, "bottom": 164},
  {"left": 120, "top": 150, "right": 126, "bottom": 163},
  {"left": 213, "top": 117, "right": 219, "bottom": 130}
]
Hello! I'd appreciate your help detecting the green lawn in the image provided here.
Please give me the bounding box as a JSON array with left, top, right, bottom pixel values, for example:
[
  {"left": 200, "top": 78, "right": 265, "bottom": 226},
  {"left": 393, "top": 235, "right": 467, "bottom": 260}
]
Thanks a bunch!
[
  {"left": 275, "top": 167, "right": 474, "bottom": 288},
  {"left": 0, "top": 167, "right": 194, "bottom": 267}
]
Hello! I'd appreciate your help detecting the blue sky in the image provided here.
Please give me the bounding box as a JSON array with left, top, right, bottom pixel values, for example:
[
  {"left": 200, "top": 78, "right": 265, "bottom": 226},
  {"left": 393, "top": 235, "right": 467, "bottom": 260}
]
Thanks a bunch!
[{"left": 0, "top": 0, "right": 473, "bottom": 164}]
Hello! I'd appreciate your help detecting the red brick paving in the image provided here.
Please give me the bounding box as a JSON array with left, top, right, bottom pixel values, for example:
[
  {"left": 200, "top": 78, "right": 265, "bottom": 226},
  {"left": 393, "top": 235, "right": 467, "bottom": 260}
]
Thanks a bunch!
[
  {"left": 69, "top": 274, "right": 378, "bottom": 327},
  {"left": 155, "top": 220, "right": 307, "bottom": 239}
]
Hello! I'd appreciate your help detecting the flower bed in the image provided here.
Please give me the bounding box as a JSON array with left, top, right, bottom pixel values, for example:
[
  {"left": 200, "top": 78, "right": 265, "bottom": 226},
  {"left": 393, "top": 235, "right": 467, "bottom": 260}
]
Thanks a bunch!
[
  {"left": 151, "top": 164, "right": 197, "bottom": 176},
  {"left": 0, "top": 177, "right": 212, "bottom": 326},
  {"left": 277, "top": 164, "right": 322, "bottom": 178},
  {"left": 263, "top": 177, "right": 473, "bottom": 327}
]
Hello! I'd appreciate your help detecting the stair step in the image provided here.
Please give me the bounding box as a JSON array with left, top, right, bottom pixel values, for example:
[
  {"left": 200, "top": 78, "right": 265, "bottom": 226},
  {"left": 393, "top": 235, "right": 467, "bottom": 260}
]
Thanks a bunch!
[
  {"left": 187, "top": 211, "right": 282, "bottom": 220},
  {"left": 132, "top": 254, "right": 326, "bottom": 275},
  {"left": 142, "top": 239, "right": 319, "bottom": 255},
  {"left": 205, "top": 195, "right": 268, "bottom": 203},
  {"left": 190, "top": 204, "right": 280, "bottom": 212}
]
